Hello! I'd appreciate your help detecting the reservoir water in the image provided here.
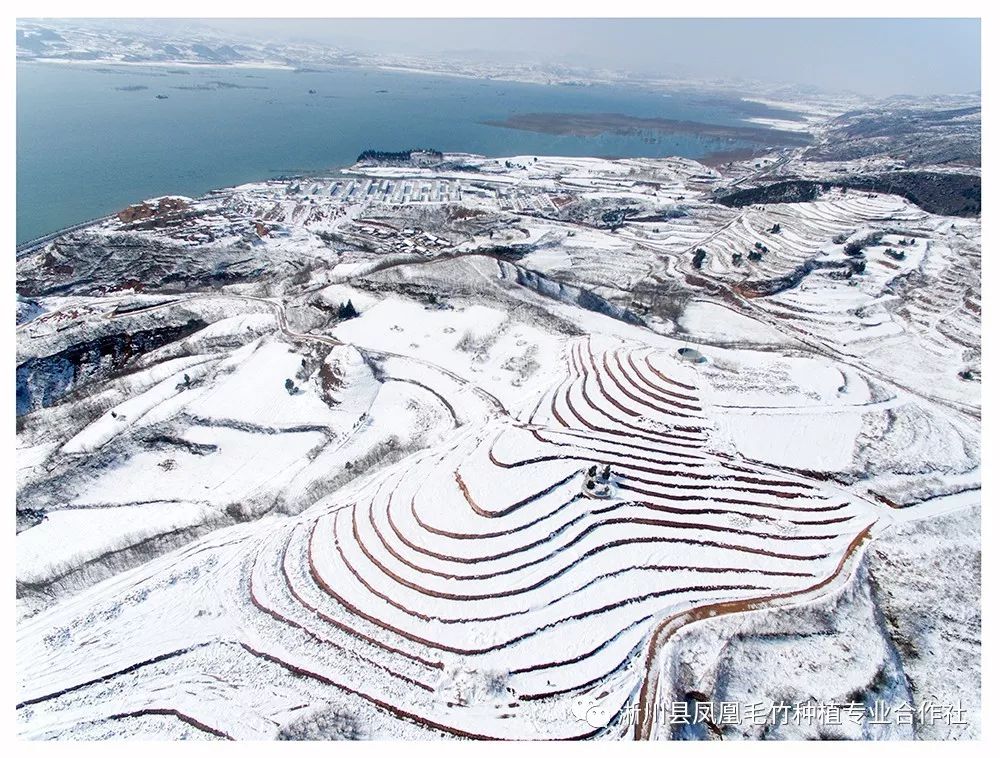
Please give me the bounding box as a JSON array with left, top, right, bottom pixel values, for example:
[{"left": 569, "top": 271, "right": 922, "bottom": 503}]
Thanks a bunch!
[{"left": 17, "top": 62, "right": 791, "bottom": 244}]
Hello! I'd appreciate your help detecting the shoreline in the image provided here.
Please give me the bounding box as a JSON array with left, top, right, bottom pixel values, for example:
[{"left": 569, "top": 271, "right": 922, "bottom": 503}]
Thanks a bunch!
[
  {"left": 22, "top": 57, "right": 295, "bottom": 71},
  {"left": 17, "top": 57, "right": 822, "bottom": 122},
  {"left": 481, "top": 112, "right": 814, "bottom": 147},
  {"left": 15, "top": 61, "right": 815, "bottom": 245}
]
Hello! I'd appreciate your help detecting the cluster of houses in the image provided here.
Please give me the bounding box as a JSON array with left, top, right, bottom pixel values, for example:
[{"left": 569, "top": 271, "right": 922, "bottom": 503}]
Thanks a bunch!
[
  {"left": 496, "top": 186, "right": 561, "bottom": 214},
  {"left": 346, "top": 222, "right": 452, "bottom": 257},
  {"left": 299, "top": 178, "right": 464, "bottom": 206}
]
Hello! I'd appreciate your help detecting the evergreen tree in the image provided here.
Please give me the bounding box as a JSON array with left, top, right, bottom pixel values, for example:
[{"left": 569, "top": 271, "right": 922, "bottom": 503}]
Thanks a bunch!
[{"left": 338, "top": 300, "right": 359, "bottom": 320}]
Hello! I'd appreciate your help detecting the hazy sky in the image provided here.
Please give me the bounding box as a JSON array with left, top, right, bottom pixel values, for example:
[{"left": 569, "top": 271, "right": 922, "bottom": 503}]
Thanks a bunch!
[{"left": 197, "top": 18, "right": 981, "bottom": 97}]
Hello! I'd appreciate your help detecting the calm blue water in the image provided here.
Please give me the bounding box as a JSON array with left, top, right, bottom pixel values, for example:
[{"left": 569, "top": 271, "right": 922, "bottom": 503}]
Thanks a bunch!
[{"left": 17, "top": 62, "right": 777, "bottom": 244}]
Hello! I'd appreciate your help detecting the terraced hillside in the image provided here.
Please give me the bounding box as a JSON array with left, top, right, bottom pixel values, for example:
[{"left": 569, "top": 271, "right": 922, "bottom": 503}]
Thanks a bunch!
[
  {"left": 17, "top": 133, "right": 980, "bottom": 738},
  {"left": 17, "top": 336, "right": 884, "bottom": 739}
]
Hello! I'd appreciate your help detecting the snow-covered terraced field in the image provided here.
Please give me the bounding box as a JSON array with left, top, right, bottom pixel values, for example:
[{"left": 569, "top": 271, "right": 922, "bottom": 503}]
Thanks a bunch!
[
  {"left": 620, "top": 190, "right": 981, "bottom": 415},
  {"left": 17, "top": 144, "right": 980, "bottom": 739},
  {"left": 17, "top": 337, "right": 882, "bottom": 740}
]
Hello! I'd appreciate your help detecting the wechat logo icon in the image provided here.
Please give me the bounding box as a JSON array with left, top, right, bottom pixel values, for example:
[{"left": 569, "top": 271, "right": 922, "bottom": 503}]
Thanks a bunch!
[{"left": 570, "top": 694, "right": 615, "bottom": 728}]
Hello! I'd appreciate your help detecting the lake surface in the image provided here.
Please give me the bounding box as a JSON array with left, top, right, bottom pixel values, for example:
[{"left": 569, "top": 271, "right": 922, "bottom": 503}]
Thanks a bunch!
[{"left": 17, "top": 62, "right": 790, "bottom": 244}]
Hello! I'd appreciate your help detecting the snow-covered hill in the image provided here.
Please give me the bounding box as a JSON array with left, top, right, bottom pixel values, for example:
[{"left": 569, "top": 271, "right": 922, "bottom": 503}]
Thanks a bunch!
[{"left": 16, "top": 138, "right": 980, "bottom": 739}]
